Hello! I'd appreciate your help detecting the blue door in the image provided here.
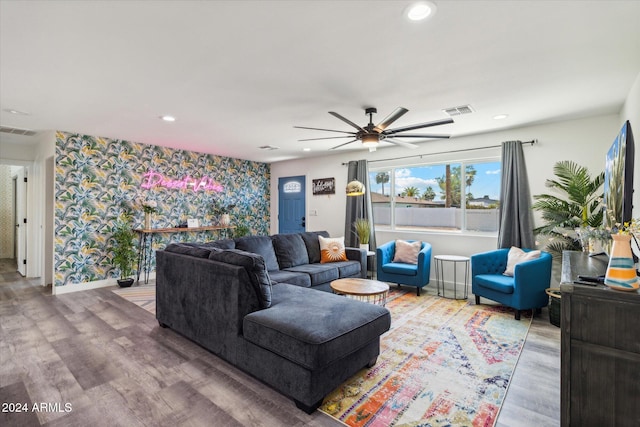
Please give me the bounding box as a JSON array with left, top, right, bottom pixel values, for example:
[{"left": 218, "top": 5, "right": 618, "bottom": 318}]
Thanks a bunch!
[{"left": 278, "top": 176, "right": 306, "bottom": 234}]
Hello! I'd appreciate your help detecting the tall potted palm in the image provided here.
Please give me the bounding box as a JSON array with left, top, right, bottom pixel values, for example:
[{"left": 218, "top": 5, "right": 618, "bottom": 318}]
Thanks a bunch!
[{"left": 532, "top": 160, "right": 604, "bottom": 255}]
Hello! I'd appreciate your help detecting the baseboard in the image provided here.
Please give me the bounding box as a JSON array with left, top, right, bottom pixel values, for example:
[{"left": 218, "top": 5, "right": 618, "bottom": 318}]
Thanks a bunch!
[{"left": 53, "top": 273, "right": 156, "bottom": 295}]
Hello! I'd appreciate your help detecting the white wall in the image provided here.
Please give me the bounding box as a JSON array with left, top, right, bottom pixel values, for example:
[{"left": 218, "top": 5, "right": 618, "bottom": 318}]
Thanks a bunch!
[
  {"left": 0, "top": 131, "right": 55, "bottom": 281},
  {"left": 271, "top": 113, "right": 620, "bottom": 261},
  {"left": 620, "top": 71, "right": 640, "bottom": 219},
  {"left": 33, "top": 131, "right": 56, "bottom": 286}
]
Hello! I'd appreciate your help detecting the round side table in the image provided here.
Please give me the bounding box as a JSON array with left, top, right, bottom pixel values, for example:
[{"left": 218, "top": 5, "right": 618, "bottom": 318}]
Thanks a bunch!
[{"left": 434, "top": 255, "right": 470, "bottom": 300}]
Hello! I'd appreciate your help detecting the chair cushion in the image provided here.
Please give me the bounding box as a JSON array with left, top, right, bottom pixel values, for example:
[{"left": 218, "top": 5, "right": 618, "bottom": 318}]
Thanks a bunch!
[
  {"left": 284, "top": 264, "right": 339, "bottom": 286},
  {"left": 381, "top": 262, "right": 418, "bottom": 276},
  {"left": 393, "top": 240, "right": 421, "bottom": 264},
  {"left": 475, "top": 274, "right": 515, "bottom": 294},
  {"left": 300, "top": 231, "right": 330, "bottom": 263},
  {"left": 271, "top": 233, "right": 309, "bottom": 268},
  {"left": 334, "top": 260, "right": 362, "bottom": 278},
  {"left": 235, "top": 235, "right": 280, "bottom": 271},
  {"left": 268, "top": 269, "right": 312, "bottom": 288},
  {"left": 243, "top": 283, "right": 391, "bottom": 370},
  {"left": 319, "top": 235, "right": 348, "bottom": 263},
  {"left": 504, "top": 247, "right": 541, "bottom": 276}
]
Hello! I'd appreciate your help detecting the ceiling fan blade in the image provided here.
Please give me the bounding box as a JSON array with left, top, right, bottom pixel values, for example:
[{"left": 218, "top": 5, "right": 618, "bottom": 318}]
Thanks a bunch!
[
  {"left": 387, "top": 134, "right": 450, "bottom": 139},
  {"left": 385, "top": 138, "right": 419, "bottom": 149},
  {"left": 374, "top": 107, "right": 408, "bottom": 132},
  {"left": 298, "top": 135, "right": 356, "bottom": 142},
  {"left": 328, "top": 111, "right": 366, "bottom": 132},
  {"left": 293, "top": 125, "right": 356, "bottom": 135},
  {"left": 383, "top": 118, "right": 454, "bottom": 135},
  {"left": 330, "top": 139, "right": 358, "bottom": 150}
]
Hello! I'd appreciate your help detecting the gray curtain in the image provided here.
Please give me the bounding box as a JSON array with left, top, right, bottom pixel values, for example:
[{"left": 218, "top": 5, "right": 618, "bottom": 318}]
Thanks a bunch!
[
  {"left": 497, "top": 141, "right": 535, "bottom": 248},
  {"left": 344, "top": 160, "right": 376, "bottom": 250}
]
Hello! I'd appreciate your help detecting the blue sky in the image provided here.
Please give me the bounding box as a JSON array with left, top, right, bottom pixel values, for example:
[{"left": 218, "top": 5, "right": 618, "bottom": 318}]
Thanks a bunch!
[{"left": 370, "top": 161, "right": 501, "bottom": 200}]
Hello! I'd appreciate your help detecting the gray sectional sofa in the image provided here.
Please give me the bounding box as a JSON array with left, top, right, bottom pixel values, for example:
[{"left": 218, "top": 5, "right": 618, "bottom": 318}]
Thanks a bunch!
[{"left": 155, "top": 231, "right": 391, "bottom": 413}]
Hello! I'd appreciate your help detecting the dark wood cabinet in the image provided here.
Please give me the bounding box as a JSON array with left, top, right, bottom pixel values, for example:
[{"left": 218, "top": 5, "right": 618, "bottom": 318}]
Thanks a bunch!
[{"left": 560, "top": 251, "right": 640, "bottom": 427}]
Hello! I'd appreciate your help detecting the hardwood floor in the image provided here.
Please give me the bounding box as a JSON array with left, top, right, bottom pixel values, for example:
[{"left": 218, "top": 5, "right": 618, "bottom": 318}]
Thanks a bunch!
[{"left": 0, "top": 258, "right": 561, "bottom": 426}]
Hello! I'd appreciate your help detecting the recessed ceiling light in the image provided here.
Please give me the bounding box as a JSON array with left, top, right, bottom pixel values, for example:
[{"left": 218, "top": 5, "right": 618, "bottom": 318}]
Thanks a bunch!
[
  {"left": 4, "top": 108, "right": 30, "bottom": 115},
  {"left": 303, "top": 148, "right": 311, "bottom": 152},
  {"left": 406, "top": 1, "right": 437, "bottom": 21},
  {"left": 493, "top": 114, "right": 509, "bottom": 120},
  {"left": 160, "top": 115, "right": 176, "bottom": 122}
]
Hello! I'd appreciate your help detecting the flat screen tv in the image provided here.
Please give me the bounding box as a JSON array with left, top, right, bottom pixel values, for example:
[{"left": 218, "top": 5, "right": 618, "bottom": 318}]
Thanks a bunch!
[{"left": 603, "top": 120, "right": 634, "bottom": 229}]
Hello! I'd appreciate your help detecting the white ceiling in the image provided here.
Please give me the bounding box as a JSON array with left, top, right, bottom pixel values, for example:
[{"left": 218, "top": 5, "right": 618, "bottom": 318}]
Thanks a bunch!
[{"left": 1, "top": 0, "right": 639, "bottom": 163}]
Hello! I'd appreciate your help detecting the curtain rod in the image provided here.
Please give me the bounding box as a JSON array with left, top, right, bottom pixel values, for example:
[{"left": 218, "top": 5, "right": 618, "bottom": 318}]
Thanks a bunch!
[{"left": 342, "top": 139, "right": 537, "bottom": 165}]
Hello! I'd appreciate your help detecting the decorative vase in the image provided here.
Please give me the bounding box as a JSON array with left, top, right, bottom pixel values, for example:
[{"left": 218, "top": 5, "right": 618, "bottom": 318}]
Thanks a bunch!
[
  {"left": 144, "top": 212, "right": 151, "bottom": 229},
  {"left": 220, "top": 214, "right": 231, "bottom": 226},
  {"left": 359, "top": 243, "right": 369, "bottom": 251},
  {"left": 604, "top": 234, "right": 639, "bottom": 292}
]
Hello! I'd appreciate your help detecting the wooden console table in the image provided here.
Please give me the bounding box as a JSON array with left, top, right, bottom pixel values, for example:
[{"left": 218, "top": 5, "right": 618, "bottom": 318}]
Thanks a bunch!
[
  {"left": 560, "top": 251, "right": 640, "bottom": 426},
  {"left": 134, "top": 225, "right": 235, "bottom": 284}
]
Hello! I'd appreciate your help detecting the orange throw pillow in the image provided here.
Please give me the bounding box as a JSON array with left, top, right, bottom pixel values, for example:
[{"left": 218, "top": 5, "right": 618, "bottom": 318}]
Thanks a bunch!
[{"left": 319, "top": 236, "right": 348, "bottom": 263}]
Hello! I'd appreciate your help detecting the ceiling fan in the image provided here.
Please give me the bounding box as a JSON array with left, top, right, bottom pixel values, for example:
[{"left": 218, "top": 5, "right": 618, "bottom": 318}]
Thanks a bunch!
[{"left": 294, "top": 107, "right": 453, "bottom": 150}]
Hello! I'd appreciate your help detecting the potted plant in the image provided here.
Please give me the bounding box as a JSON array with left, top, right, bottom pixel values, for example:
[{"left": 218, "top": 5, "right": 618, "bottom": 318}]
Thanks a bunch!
[
  {"left": 532, "top": 160, "right": 604, "bottom": 256},
  {"left": 234, "top": 224, "right": 250, "bottom": 237},
  {"left": 353, "top": 218, "right": 370, "bottom": 250},
  {"left": 110, "top": 219, "right": 137, "bottom": 287},
  {"left": 211, "top": 202, "right": 236, "bottom": 226}
]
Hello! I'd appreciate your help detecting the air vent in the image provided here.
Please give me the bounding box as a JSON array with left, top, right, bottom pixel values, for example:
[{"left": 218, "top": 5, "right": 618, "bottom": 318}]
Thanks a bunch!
[
  {"left": 442, "top": 105, "right": 474, "bottom": 117},
  {"left": 0, "top": 126, "right": 37, "bottom": 136},
  {"left": 259, "top": 145, "right": 280, "bottom": 150}
]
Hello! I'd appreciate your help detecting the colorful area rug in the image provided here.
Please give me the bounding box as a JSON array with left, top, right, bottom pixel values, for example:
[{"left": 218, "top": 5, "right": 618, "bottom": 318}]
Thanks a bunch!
[
  {"left": 111, "top": 285, "right": 530, "bottom": 426},
  {"left": 112, "top": 284, "right": 156, "bottom": 315},
  {"left": 319, "top": 289, "right": 531, "bottom": 427}
]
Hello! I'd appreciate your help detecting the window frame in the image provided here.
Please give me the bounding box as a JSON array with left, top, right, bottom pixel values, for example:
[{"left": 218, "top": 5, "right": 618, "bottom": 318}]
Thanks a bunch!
[{"left": 369, "top": 156, "right": 501, "bottom": 235}]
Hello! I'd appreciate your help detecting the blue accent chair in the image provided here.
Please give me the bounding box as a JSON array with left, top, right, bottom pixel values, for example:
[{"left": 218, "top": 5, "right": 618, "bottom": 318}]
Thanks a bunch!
[
  {"left": 376, "top": 240, "right": 432, "bottom": 296},
  {"left": 471, "top": 248, "right": 552, "bottom": 320}
]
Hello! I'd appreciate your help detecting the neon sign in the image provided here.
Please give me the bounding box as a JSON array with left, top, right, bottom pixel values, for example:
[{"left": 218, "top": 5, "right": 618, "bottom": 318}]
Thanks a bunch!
[{"left": 140, "top": 170, "right": 224, "bottom": 192}]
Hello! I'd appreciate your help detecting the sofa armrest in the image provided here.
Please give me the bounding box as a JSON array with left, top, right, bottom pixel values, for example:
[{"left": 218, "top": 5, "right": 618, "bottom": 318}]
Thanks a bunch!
[
  {"left": 345, "top": 247, "right": 367, "bottom": 278},
  {"left": 416, "top": 242, "right": 432, "bottom": 283},
  {"left": 512, "top": 252, "right": 553, "bottom": 303}
]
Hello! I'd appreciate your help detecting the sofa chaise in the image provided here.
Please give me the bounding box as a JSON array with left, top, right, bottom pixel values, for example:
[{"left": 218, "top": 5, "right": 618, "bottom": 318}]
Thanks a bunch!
[{"left": 155, "top": 231, "right": 391, "bottom": 413}]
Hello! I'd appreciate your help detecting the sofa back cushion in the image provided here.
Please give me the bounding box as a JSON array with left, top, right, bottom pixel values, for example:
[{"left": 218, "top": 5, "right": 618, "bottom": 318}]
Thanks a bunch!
[
  {"left": 234, "top": 235, "right": 280, "bottom": 271},
  {"left": 300, "top": 231, "right": 330, "bottom": 264},
  {"left": 209, "top": 249, "right": 272, "bottom": 308},
  {"left": 271, "top": 233, "right": 309, "bottom": 268},
  {"left": 200, "top": 239, "right": 236, "bottom": 250},
  {"left": 164, "top": 243, "right": 212, "bottom": 259}
]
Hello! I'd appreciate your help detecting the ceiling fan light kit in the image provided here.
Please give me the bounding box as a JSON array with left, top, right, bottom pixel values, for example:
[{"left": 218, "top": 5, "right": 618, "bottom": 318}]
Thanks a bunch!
[{"left": 294, "top": 106, "right": 453, "bottom": 150}]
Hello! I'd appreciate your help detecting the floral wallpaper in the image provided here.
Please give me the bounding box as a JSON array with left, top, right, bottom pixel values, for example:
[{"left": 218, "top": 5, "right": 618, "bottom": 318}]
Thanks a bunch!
[{"left": 54, "top": 131, "right": 270, "bottom": 287}]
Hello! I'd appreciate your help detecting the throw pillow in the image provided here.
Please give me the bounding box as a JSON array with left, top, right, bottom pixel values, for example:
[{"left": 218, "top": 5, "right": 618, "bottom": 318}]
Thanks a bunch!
[
  {"left": 319, "top": 235, "right": 348, "bottom": 263},
  {"left": 503, "top": 246, "right": 541, "bottom": 276},
  {"left": 392, "top": 240, "right": 421, "bottom": 264}
]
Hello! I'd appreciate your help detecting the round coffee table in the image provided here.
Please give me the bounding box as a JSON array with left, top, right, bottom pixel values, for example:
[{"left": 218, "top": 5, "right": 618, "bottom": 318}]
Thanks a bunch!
[{"left": 330, "top": 278, "right": 390, "bottom": 306}]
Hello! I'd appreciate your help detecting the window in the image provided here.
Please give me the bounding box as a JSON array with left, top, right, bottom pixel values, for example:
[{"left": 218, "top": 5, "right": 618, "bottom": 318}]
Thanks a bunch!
[{"left": 369, "top": 160, "right": 501, "bottom": 233}]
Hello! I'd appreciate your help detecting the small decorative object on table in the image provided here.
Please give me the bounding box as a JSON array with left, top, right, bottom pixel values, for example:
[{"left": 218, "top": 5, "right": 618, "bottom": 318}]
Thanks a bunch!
[
  {"left": 353, "top": 218, "right": 370, "bottom": 251},
  {"left": 211, "top": 202, "right": 236, "bottom": 226},
  {"left": 141, "top": 199, "right": 158, "bottom": 229},
  {"left": 604, "top": 218, "right": 639, "bottom": 292}
]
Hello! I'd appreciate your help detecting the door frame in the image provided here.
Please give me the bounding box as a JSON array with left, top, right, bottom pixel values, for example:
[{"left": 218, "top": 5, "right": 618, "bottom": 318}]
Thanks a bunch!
[{"left": 278, "top": 175, "right": 306, "bottom": 234}]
